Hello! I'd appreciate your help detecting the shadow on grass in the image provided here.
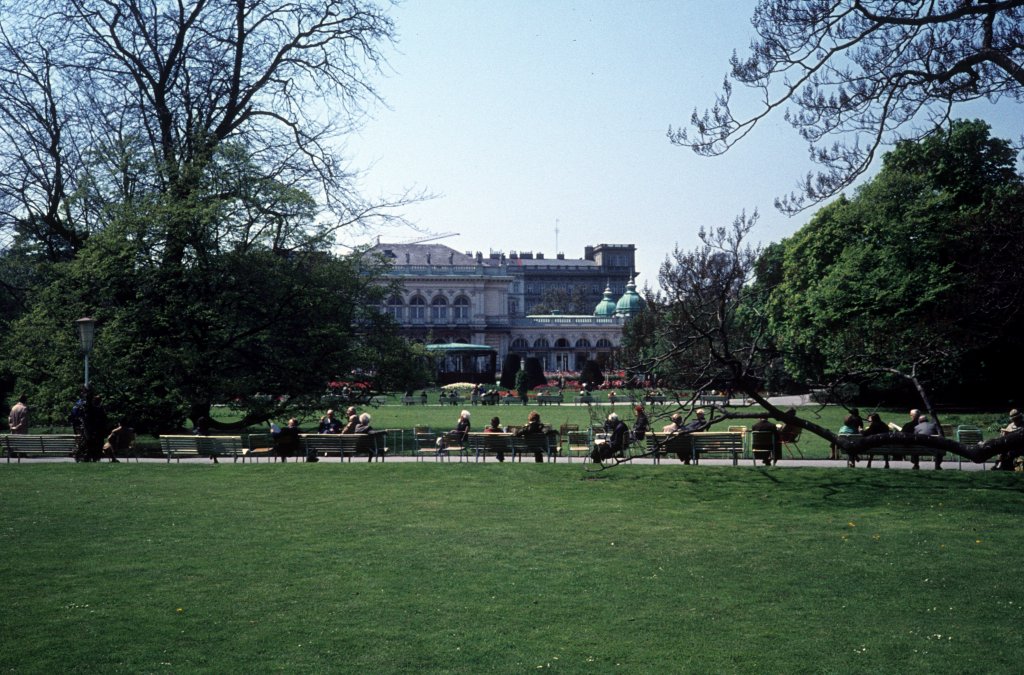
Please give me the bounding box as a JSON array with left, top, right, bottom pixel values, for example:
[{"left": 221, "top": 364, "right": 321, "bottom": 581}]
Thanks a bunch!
[{"left": 583, "top": 464, "right": 1024, "bottom": 512}]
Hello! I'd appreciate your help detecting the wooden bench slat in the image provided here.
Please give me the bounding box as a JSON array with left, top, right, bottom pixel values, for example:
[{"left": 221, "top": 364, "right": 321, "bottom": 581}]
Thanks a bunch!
[
  {"left": 300, "top": 432, "right": 387, "bottom": 462},
  {"left": 690, "top": 432, "right": 743, "bottom": 466},
  {"left": 159, "top": 435, "right": 244, "bottom": 463},
  {"left": 3, "top": 434, "right": 79, "bottom": 463},
  {"left": 646, "top": 432, "right": 694, "bottom": 464}
]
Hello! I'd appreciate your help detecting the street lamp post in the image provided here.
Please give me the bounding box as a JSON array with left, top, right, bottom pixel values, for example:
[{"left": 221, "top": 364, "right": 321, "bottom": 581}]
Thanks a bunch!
[{"left": 75, "top": 317, "right": 97, "bottom": 387}]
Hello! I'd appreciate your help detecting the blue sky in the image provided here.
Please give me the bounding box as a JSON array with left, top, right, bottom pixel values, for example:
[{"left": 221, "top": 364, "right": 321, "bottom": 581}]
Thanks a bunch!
[{"left": 345, "top": 1, "right": 1023, "bottom": 286}]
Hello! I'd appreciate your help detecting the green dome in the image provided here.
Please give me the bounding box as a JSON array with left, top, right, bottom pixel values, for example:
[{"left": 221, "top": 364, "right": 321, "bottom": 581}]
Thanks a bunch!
[
  {"left": 615, "top": 276, "right": 644, "bottom": 316},
  {"left": 593, "top": 285, "right": 617, "bottom": 317}
]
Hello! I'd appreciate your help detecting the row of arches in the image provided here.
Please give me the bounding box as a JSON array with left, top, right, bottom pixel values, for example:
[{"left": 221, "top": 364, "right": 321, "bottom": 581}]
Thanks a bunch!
[
  {"left": 385, "top": 294, "right": 471, "bottom": 322},
  {"left": 510, "top": 337, "right": 615, "bottom": 350}
]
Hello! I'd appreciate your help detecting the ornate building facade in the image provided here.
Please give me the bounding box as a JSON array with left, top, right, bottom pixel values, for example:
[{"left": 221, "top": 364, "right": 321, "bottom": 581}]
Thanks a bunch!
[{"left": 370, "top": 241, "right": 642, "bottom": 373}]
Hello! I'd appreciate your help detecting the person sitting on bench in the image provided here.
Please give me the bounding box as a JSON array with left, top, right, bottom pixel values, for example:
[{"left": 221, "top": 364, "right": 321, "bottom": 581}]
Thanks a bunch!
[{"left": 591, "top": 412, "right": 629, "bottom": 463}]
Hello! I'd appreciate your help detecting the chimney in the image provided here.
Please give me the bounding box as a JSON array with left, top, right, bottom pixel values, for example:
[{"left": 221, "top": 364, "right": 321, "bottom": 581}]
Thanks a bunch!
[
  {"left": 536, "top": 252, "right": 545, "bottom": 260},
  {"left": 584, "top": 246, "right": 595, "bottom": 261}
]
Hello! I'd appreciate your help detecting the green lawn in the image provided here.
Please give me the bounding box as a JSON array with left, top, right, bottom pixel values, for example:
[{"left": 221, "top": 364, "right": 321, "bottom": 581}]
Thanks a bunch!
[{"left": 2, "top": 464, "right": 1022, "bottom": 672}]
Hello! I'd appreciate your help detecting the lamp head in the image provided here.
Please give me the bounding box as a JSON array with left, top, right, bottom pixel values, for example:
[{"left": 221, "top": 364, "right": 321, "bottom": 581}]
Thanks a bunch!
[{"left": 75, "top": 317, "right": 97, "bottom": 353}]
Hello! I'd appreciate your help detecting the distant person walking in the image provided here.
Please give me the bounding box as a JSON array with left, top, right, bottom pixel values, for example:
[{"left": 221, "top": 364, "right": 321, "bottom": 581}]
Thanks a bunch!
[
  {"left": 8, "top": 394, "right": 29, "bottom": 434},
  {"left": 83, "top": 395, "right": 109, "bottom": 462}
]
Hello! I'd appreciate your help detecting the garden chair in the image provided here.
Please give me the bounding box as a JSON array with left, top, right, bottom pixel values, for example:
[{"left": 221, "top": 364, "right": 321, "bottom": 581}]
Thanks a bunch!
[
  {"left": 780, "top": 427, "right": 803, "bottom": 458},
  {"left": 955, "top": 425, "right": 984, "bottom": 469}
]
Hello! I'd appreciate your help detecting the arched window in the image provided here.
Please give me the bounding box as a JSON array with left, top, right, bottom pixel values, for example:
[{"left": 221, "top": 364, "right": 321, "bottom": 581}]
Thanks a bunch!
[
  {"left": 595, "top": 338, "right": 614, "bottom": 348},
  {"left": 511, "top": 337, "right": 530, "bottom": 350},
  {"left": 453, "top": 295, "right": 470, "bottom": 322},
  {"left": 431, "top": 296, "right": 448, "bottom": 322},
  {"left": 386, "top": 295, "right": 404, "bottom": 321},
  {"left": 533, "top": 338, "right": 550, "bottom": 349},
  {"left": 409, "top": 295, "right": 427, "bottom": 322},
  {"left": 575, "top": 338, "right": 592, "bottom": 348},
  {"left": 554, "top": 338, "right": 571, "bottom": 348}
]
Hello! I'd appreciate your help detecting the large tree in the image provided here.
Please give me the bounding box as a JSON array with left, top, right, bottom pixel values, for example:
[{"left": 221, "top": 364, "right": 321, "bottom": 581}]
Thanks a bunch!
[
  {"left": 0, "top": 1, "right": 422, "bottom": 430},
  {"left": 670, "top": 0, "right": 1024, "bottom": 213},
  {"left": 765, "top": 120, "right": 1024, "bottom": 406},
  {"left": 629, "top": 202, "right": 1024, "bottom": 465}
]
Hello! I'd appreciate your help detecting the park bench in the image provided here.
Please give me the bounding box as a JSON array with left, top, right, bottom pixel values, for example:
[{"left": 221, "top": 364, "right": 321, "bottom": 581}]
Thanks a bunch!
[
  {"left": 644, "top": 394, "right": 668, "bottom": 405},
  {"left": 511, "top": 431, "right": 557, "bottom": 462},
  {"left": 501, "top": 396, "right": 520, "bottom": 405},
  {"left": 478, "top": 391, "right": 501, "bottom": 406},
  {"left": 415, "top": 431, "right": 448, "bottom": 461},
  {"left": 3, "top": 434, "right": 80, "bottom": 463},
  {"left": 564, "top": 430, "right": 592, "bottom": 461},
  {"left": 465, "top": 432, "right": 514, "bottom": 462},
  {"left": 159, "top": 435, "right": 245, "bottom": 463},
  {"left": 302, "top": 432, "right": 387, "bottom": 462},
  {"left": 839, "top": 433, "right": 945, "bottom": 469},
  {"left": 402, "top": 394, "right": 427, "bottom": 405},
  {"left": 646, "top": 432, "right": 693, "bottom": 465},
  {"left": 690, "top": 431, "right": 743, "bottom": 466},
  {"left": 536, "top": 393, "right": 564, "bottom": 405},
  {"left": 244, "top": 433, "right": 278, "bottom": 462},
  {"left": 573, "top": 394, "right": 595, "bottom": 404},
  {"left": 438, "top": 393, "right": 463, "bottom": 406},
  {"left": 697, "top": 394, "right": 729, "bottom": 407}
]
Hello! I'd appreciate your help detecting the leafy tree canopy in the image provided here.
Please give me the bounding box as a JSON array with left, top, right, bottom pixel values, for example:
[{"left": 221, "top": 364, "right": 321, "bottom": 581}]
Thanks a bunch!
[
  {"left": 0, "top": 1, "right": 423, "bottom": 430},
  {"left": 764, "top": 120, "right": 1024, "bottom": 403}
]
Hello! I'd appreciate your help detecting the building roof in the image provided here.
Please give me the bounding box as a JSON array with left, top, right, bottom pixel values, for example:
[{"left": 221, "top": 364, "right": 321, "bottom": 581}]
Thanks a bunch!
[
  {"left": 372, "top": 243, "right": 478, "bottom": 267},
  {"left": 424, "top": 343, "right": 496, "bottom": 353},
  {"left": 594, "top": 285, "right": 618, "bottom": 317},
  {"left": 615, "top": 276, "right": 645, "bottom": 316}
]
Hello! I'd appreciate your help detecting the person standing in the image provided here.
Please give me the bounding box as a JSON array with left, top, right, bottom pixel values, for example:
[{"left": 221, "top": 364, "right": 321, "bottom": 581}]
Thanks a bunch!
[
  {"left": 83, "top": 395, "right": 109, "bottom": 462},
  {"left": 8, "top": 394, "right": 28, "bottom": 434},
  {"left": 70, "top": 389, "right": 89, "bottom": 462}
]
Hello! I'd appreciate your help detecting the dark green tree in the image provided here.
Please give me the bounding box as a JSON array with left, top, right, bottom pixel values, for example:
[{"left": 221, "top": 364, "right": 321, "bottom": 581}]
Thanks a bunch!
[
  {"left": 0, "top": 2, "right": 422, "bottom": 429},
  {"left": 499, "top": 353, "right": 522, "bottom": 389},
  {"left": 578, "top": 360, "right": 605, "bottom": 388},
  {"left": 522, "top": 357, "right": 548, "bottom": 391},
  {"left": 5, "top": 211, "right": 418, "bottom": 431},
  {"left": 766, "top": 120, "right": 1024, "bottom": 406}
]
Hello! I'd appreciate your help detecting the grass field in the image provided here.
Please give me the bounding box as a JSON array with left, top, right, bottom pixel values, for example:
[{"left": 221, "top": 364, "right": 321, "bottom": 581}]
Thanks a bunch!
[{"left": 2, "top": 463, "right": 1022, "bottom": 672}]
